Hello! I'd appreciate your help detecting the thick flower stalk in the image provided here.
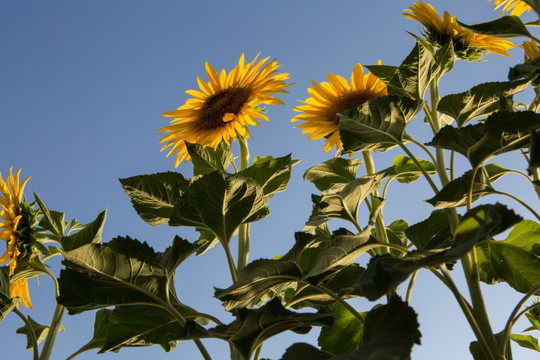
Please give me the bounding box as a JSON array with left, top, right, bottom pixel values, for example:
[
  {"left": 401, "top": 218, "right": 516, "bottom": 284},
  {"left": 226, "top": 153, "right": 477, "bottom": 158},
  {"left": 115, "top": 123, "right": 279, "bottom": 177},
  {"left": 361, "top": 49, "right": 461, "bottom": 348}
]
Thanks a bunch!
[
  {"left": 159, "top": 53, "right": 290, "bottom": 167},
  {"left": 490, "top": 0, "right": 531, "bottom": 16},
  {"left": 404, "top": 1, "right": 515, "bottom": 60},
  {"left": 292, "top": 62, "right": 387, "bottom": 152},
  {"left": 0, "top": 168, "right": 32, "bottom": 308}
]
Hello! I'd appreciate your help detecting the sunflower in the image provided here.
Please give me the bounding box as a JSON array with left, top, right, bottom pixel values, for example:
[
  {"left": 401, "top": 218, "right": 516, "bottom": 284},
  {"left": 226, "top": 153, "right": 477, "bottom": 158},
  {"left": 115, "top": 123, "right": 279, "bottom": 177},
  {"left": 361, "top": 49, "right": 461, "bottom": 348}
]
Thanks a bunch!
[
  {"left": 521, "top": 40, "right": 540, "bottom": 61},
  {"left": 292, "top": 62, "right": 387, "bottom": 153},
  {"left": 159, "top": 54, "right": 290, "bottom": 166},
  {"left": 404, "top": 1, "right": 515, "bottom": 60},
  {"left": 490, "top": 0, "right": 531, "bottom": 16},
  {"left": 0, "top": 168, "right": 32, "bottom": 308}
]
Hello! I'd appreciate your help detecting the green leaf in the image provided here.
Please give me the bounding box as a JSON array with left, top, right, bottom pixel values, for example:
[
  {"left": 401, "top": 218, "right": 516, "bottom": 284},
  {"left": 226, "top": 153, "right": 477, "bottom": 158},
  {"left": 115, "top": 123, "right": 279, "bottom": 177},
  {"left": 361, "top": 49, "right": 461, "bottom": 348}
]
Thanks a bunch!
[
  {"left": 426, "top": 164, "right": 510, "bottom": 208},
  {"left": 16, "top": 316, "right": 64, "bottom": 349},
  {"left": 388, "top": 41, "right": 438, "bottom": 100},
  {"left": 11, "top": 257, "right": 49, "bottom": 282},
  {"left": 304, "top": 158, "right": 363, "bottom": 192},
  {"left": 35, "top": 194, "right": 67, "bottom": 240},
  {"left": 511, "top": 334, "right": 540, "bottom": 352},
  {"left": 58, "top": 236, "right": 169, "bottom": 314},
  {"left": 350, "top": 204, "right": 521, "bottom": 300},
  {"left": 215, "top": 258, "right": 303, "bottom": 312},
  {"left": 169, "top": 171, "right": 268, "bottom": 243},
  {"left": 339, "top": 95, "right": 424, "bottom": 153},
  {"left": 67, "top": 309, "right": 114, "bottom": 358},
  {"left": 185, "top": 141, "right": 233, "bottom": 176},
  {"left": 60, "top": 209, "right": 107, "bottom": 251},
  {"left": 365, "top": 64, "right": 398, "bottom": 86},
  {"left": 119, "top": 172, "right": 190, "bottom": 226},
  {"left": 0, "top": 267, "right": 15, "bottom": 322},
  {"left": 405, "top": 210, "right": 452, "bottom": 250},
  {"left": 318, "top": 304, "right": 365, "bottom": 354},
  {"left": 195, "top": 228, "right": 219, "bottom": 256},
  {"left": 209, "top": 298, "right": 333, "bottom": 359},
  {"left": 427, "top": 111, "right": 540, "bottom": 167},
  {"left": 459, "top": 16, "right": 533, "bottom": 38},
  {"left": 304, "top": 177, "right": 380, "bottom": 232},
  {"left": 377, "top": 155, "right": 436, "bottom": 184},
  {"left": 385, "top": 219, "right": 409, "bottom": 257},
  {"left": 509, "top": 57, "right": 540, "bottom": 81},
  {"left": 238, "top": 154, "right": 295, "bottom": 198},
  {"left": 438, "top": 79, "right": 531, "bottom": 127},
  {"left": 434, "top": 40, "right": 456, "bottom": 77},
  {"left": 476, "top": 220, "right": 540, "bottom": 294},
  {"left": 155, "top": 236, "right": 202, "bottom": 276},
  {"left": 282, "top": 296, "right": 420, "bottom": 360}
]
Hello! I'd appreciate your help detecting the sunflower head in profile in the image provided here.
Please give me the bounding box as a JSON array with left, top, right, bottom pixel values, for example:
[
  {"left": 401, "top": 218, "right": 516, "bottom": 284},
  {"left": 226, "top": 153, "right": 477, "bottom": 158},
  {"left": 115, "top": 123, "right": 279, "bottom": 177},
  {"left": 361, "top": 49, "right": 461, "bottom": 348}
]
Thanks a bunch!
[
  {"left": 159, "top": 54, "right": 290, "bottom": 167},
  {"left": 292, "top": 62, "right": 387, "bottom": 153},
  {"left": 404, "top": 1, "right": 515, "bottom": 61},
  {"left": 490, "top": 0, "right": 531, "bottom": 16},
  {"left": 0, "top": 168, "right": 33, "bottom": 308}
]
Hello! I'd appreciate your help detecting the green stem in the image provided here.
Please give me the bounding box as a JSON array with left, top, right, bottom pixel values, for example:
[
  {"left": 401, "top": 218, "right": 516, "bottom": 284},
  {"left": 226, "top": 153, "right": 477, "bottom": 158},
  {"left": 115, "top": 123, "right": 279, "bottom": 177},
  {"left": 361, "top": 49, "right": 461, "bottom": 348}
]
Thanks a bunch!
[
  {"left": 165, "top": 303, "right": 212, "bottom": 360},
  {"left": 405, "top": 134, "right": 438, "bottom": 165},
  {"left": 398, "top": 142, "right": 440, "bottom": 193},
  {"left": 237, "top": 137, "right": 250, "bottom": 271},
  {"left": 314, "top": 283, "right": 365, "bottom": 324},
  {"left": 362, "top": 151, "right": 389, "bottom": 249},
  {"left": 252, "top": 344, "right": 263, "bottom": 360},
  {"left": 222, "top": 240, "right": 239, "bottom": 283},
  {"left": 39, "top": 304, "right": 65, "bottom": 360},
  {"left": 405, "top": 270, "right": 419, "bottom": 304},
  {"left": 14, "top": 308, "right": 39, "bottom": 360}
]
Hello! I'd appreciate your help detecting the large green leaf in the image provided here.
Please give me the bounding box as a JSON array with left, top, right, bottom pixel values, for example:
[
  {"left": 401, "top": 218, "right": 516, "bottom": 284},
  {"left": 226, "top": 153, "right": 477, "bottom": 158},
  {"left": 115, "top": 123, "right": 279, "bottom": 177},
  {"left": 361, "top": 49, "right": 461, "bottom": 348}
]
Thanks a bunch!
[
  {"left": 511, "top": 334, "right": 540, "bottom": 353},
  {"left": 209, "top": 298, "right": 333, "bottom": 359},
  {"left": 119, "top": 172, "right": 190, "bottom": 226},
  {"left": 459, "top": 16, "right": 533, "bottom": 38},
  {"left": 155, "top": 236, "right": 201, "bottom": 276},
  {"left": 405, "top": 210, "right": 452, "bottom": 251},
  {"left": 339, "top": 96, "right": 424, "bottom": 153},
  {"left": 318, "top": 304, "right": 365, "bottom": 355},
  {"left": 215, "top": 258, "right": 303, "bottom": 312},
  {"left": 67, "top": 309, "right": 114, "bottom": 358},
  {"left": 433, "top": 40, "right": 456, "bottom": 77},
  {"left": 304, "top": 177, "right": 380, "bottom": 232},
  {"left": 438, "top": 79, "right": 531, "bottom": 127},
  {"left": 477, "top": 220, "right": 540, "bottom": 293},
  {"left": 60, "top": 209, "right": 107, "bottom": 251},
  {"left": 427, "top": 111, "right": 540, "bottom": 167},
  {"left": 426, "top": 164, "right": 510, "bottom": 208},
  {"left": 169, "top": 171, "right": 268, "bottom": 243},
  {"left": 238, "top": 154, "right": 296, "bottom": 198},
  {"left": 349, "top": 204, "right": 521, "bottom": 300},
  {"left": 388, "top": 41, "right": 438, "bottom": 100},
  {"left": 364, "top": 64, "right": 398, "bottom": 86},
  {"left": 282, "top": 296, "right": 420, "bottom": 360},
  {"left": 35, "top": 194, "right": 68, "bottom": 240},
  {"left": 304, "top": 158, "right": 363, "bottom": 192},
  {"left": 58, "top": 236, "right": 170, "bottom": 314},
  {"left": 185, "top": 141, "right": 233, "bottom": 176},
  {"left": 377, "top": 155, "right": 436, "bottom": 184}
]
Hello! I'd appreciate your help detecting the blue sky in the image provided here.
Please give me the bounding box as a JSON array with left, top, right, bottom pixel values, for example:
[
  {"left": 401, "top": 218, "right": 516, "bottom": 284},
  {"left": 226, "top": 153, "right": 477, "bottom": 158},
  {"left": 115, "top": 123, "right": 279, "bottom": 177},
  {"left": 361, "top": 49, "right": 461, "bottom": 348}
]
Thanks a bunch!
[{"left": 1, "top": 1, "right": 538, "bottom": 359}]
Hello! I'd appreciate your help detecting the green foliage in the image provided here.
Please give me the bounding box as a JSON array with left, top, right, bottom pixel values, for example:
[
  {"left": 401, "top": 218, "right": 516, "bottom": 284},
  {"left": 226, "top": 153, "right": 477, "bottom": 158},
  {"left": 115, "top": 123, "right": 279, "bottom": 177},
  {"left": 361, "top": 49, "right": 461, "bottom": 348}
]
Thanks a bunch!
[
  {"left": 238, "top": 154, "right": 296, "bottom": 198},
  {"left": 304, "top": 158, "right": 363, "bottom": 192},
  {"left": 16, "top": 316, "right": 64, "bottom": 349},
  {"left": 437, "top": 79, "right": 531, "bottom": 127},
  {"left": 0, "top": 267, "right": 15, "bottom": 322},
  {"left": 119, "top": 172, "right": 190, "bottom": 226},
  {"left": 458, "top": 15, "right": 533, "bottom": 38},
  {"left": 377, "top": 155, "right": 436, "bottom": 184},
  {"left": 318, "top": 304, "right": 365, "bottom": 354},
  {"left": 185, "top": 141, "right": 234, "bottom": 176},
  {"left": 169, "top": 171, "right": 268, "bottom": 243},
  {"left": 339, "top": 95, "right": 424, "bottom": 153}
]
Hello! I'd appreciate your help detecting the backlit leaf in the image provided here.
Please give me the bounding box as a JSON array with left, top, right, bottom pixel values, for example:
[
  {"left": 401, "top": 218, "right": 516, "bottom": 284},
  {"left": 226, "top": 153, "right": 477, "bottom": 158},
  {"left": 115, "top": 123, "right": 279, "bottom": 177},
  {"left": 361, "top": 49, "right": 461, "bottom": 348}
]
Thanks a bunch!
[
  {"left": 238, "top": 154, "right": 295, "bottom": 198},
  {"left": 304, "top": 158, "right": 363, "bottom": 192}
]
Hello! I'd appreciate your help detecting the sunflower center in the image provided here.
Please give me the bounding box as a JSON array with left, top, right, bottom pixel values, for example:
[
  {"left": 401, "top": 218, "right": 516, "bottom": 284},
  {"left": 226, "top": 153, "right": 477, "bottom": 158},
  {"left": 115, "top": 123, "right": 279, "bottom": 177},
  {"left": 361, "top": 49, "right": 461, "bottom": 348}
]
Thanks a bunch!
[
  {"left": 328, "top": 91, "right": 377, "bottom": 124},
  {"left": 198, "top": 87, "right": 252, "bottom": 129}
]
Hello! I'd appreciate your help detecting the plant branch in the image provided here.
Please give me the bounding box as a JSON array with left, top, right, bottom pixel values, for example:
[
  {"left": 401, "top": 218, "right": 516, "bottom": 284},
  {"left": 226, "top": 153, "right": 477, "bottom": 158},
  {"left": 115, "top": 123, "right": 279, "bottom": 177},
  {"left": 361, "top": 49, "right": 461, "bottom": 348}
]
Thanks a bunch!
[{"left": 13, "top": 308, "right": 39, "bottom": 360}]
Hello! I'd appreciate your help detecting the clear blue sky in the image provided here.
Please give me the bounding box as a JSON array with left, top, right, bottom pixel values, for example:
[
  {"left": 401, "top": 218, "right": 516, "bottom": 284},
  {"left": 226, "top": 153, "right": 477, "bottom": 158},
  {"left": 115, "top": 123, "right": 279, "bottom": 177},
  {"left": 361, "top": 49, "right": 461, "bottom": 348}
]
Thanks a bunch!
[{"left": 1, "top": 1, "right": 537, "bottom": 359}]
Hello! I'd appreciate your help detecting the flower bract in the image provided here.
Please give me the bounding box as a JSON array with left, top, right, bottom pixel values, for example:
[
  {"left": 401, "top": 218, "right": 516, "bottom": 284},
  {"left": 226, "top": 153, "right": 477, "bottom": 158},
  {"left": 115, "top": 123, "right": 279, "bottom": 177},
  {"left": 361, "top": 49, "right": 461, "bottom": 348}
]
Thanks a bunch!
[
  {"left": 404, "top": 1, "right": 515, "bottom": 60},
  {"left": 490, "top": 0, "right": 531, "bottom": 16},
  {"left": 159, "top": 54, "right": 290, "bottom": 166},
  {"left": 0, "top": 168, "right": 32, "bottom": 308},
  {"left": 292, "top": 62, "right": 387, "bottom": 153}
]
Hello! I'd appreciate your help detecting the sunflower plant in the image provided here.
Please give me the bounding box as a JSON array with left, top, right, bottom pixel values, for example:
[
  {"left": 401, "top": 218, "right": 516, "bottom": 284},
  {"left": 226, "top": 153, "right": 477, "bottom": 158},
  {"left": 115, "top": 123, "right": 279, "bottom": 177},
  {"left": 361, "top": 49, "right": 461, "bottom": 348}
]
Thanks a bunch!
[{"left": 5, "top": 1, "right": 540, "bottom": 360}]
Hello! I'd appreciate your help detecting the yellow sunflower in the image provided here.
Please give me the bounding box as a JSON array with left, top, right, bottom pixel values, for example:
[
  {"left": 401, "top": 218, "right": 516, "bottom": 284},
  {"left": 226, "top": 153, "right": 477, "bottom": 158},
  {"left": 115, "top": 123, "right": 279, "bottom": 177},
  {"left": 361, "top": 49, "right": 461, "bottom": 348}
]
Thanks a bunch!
[
  {"left": 490, "top": 0, "right": 531, "bottom": 16},
  {"left": 521, "top": 40, "right": 540, "bottom": 61},
  {"left": 404, "top": 1, "right": 515, "bottom": 60},
  {"left": 0, "top": 167, "right": 32, "bottom": 308},
  {"left": 292, "top": 62, "right": 387, "bottom": 153},
  {"left": 159, "top": 54, "right": 290, "bottom": 166}
]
